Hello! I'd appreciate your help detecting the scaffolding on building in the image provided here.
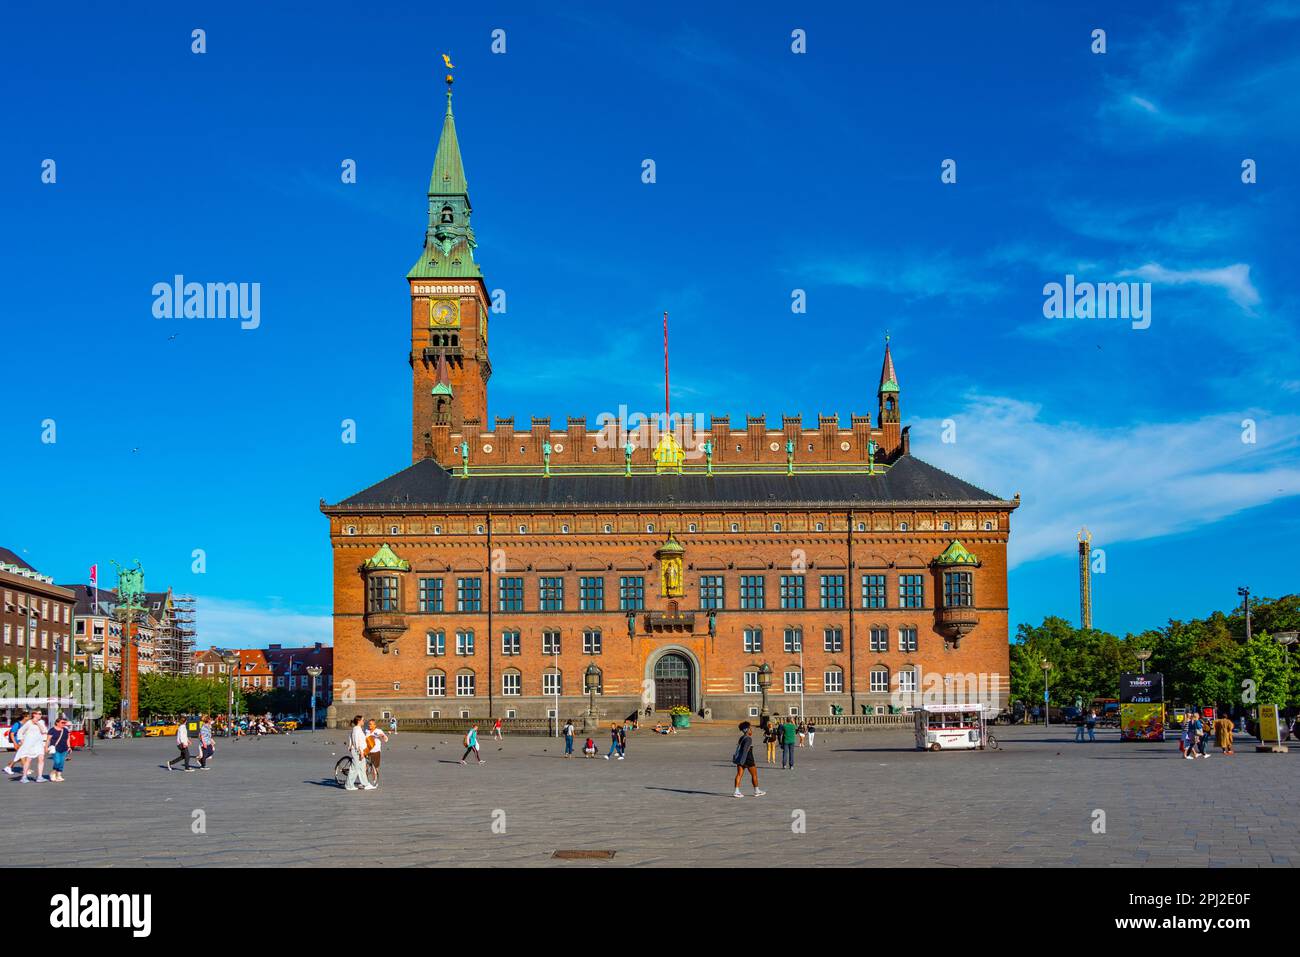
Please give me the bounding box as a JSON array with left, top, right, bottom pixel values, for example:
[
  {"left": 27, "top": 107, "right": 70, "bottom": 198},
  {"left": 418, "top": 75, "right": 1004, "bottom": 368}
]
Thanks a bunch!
[{"left": 173, "top": 594, "right": 197, "bottom": 674}]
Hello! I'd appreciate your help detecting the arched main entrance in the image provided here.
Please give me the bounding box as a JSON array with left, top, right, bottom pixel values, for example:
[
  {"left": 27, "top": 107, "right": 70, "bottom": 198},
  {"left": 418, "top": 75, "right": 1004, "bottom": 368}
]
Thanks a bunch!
[{"left": 653, "top": 652, "right": 693, "bottom": 711}]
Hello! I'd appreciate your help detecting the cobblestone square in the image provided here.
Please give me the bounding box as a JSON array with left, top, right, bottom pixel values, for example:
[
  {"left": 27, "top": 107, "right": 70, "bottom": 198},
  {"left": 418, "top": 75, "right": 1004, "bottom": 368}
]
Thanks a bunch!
[{"left": 9, "top": 724, "right": 1297, "bottom": 868}]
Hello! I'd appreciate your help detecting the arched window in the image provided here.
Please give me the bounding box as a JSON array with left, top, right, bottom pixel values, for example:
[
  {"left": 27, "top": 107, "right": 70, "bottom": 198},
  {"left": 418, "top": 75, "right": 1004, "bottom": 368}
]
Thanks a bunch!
[
  {"left": 603, "top": 523, "right": 612, "bottom": 534},
  {"left": 941, "top": 521, "right": 951, "bottom": 531},
  {"left": 815, "top": 522, "right": 825, "bottom": 532},
  {"left": 646, "top": 523, "right": 655, "bottom": 533},
  {"left": 899, "top": 522, "right": 910, "bottom": 531},
  {"left": 688, "top": 523, "right": 698, "bottom": 533},
  {"left": 730, "top": 523, "right": 740, "bottom": 532},
  {"left": 439, "top": 205, "right": 454, "bottom": 224},
  {"left": 773, "top": 522, "right": 782, "bottom": 532}
]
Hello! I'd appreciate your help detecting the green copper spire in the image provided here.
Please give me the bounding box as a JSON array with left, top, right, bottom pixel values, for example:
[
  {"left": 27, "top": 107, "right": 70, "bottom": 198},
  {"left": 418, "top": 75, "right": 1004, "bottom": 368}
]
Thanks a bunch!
[
  {"left": 360, "top": 543, "right": 411, "bottom": 572},
  {"left": 934, "top": 539, "right": 980, "bottom": 566},
  {"left": 429, "top": 86, "right": 467, "bottom": 196},
  {"left": 408, "top": 71, "right": 482, "bottom": 280}
]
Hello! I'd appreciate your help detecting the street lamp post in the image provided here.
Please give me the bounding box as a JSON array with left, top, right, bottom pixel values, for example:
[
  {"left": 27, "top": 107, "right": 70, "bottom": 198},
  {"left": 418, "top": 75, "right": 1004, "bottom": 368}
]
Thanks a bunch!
[
  {"left": 757, "top": 662, "right": 772, "bottom": 725},
  {"left": 223, "top": 653, "right": 240, "bottom": 738},
  {"left": 81, "top": 634, "right": 103, "bottom": 751},
  {"left": 584, "top": 662, "right": 600, "bottom": 732},
  {"left": 1135, "top": 648, "right": 1152, "bottom": 675},
  {"left": 306, "top": 665, "right": 322, "bottom": 732},
  {"left": 1041, "top": 660, "right": 1052, "bottom": 727},
  {"left": 1276, "top": 632, "right": 1298, "bottom": 668}
]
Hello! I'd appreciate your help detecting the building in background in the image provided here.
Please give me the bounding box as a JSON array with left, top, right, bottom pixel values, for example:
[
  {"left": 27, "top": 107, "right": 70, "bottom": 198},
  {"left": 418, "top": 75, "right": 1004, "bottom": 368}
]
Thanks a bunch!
[
  {"left": 1, "top": 547, "right": 75, "bottom": 671},
  {"left": 321, "top": 79, "right": 1018, "bottom": 725},
  {"left": 264, "top": 642, "right": 333, "bottom": 703},
  {"left": 67, "top": 584, "right": 196, "bottom": 676}
]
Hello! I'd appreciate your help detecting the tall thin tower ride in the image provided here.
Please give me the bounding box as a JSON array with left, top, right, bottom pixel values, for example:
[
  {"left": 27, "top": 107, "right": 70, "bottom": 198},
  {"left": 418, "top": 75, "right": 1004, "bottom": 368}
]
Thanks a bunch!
[{"left": 1077, "top": 527, "right": 1093, "bottom": 629}]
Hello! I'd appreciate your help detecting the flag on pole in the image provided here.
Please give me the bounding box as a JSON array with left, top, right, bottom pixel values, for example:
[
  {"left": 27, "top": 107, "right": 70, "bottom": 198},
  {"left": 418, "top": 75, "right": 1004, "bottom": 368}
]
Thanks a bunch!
[{"left": 89, "top": 563, "right": 98, "bottom": 611}]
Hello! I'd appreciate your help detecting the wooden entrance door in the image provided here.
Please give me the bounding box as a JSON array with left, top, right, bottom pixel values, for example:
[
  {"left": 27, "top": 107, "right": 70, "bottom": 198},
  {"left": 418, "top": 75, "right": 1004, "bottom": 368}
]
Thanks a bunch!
[{"left": 653, "top": 653, "right": 692, "bottom": 710}]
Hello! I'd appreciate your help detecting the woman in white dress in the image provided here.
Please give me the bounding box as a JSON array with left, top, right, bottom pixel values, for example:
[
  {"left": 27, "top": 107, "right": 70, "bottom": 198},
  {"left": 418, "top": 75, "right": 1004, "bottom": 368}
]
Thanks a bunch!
[{"left": 15, "top": 709, "right": 49, "bottom": 783}]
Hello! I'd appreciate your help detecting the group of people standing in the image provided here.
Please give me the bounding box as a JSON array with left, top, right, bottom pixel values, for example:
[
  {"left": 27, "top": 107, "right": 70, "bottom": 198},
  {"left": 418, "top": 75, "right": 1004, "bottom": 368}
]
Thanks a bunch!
[
  {"left": 1181, "top": 712, "right": 1235, "bottom": 758},
  {"left": 761, "top": 717, "right": 811, "bottom": 769},
  {"left": 3, "top": 710, "right": 73, "bottom": 783}
]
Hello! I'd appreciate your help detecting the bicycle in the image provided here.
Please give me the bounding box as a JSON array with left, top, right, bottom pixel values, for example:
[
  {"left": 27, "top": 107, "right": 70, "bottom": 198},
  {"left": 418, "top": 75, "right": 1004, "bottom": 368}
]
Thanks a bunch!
[
  {"left": 333, "top": 754, "right": 378, "bottom": 788},
  {"left": 984, "top": 732, "right": 1001, "bottom": 751}
]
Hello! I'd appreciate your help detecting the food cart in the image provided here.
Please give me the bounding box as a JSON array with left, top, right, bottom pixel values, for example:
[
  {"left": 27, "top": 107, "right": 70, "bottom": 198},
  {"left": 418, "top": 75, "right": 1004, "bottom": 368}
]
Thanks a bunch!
[{"left": 914, "top": 703, "right": 991, "bottom": 751}]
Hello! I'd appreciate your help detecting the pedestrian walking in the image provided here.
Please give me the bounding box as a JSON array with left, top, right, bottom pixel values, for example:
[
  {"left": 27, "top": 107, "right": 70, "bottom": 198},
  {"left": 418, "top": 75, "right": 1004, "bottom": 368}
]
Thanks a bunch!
[
  {"left": 3, "top": 711, "right": 29, "bottom": 776},
  {"left": 1195, "top": 713, "right": 1210, "bottom": 757},
  {"left": 1074, "top": 712, "right": 1086, "bottom": 743},
  {"left": 1180, "top": 718, "right": 1194, "bottom": 759},
  {"left": 166, "top": 719, "right": 195, "bottom": 772},
  {"left": 345, "top": 715, "right": 377, "bottom": 789},
  {"left": 806, "top": 719, "right": 817, "bottom": 748},
  {"left": 198, "top": 715, "right": 215, "bottom": 770},
  {"left": 604, "top": 723, "right": 622, "bottom": 760},
  {"left": 763, "top": 722, "right": 778, "bottom": 765},
  {"left": 1214, "top": 713, "right": 1234, "bottom": 755},
  {"left": 13, "top": 710, "right": 48, "bottom": 782},
  {"left": 617, "top": 723, "right": 628, "bottom": 758},
  {"left": 388, "top": 716, "right": 398, "bottom": 736},
  {"left": 1085, "top": 709, "right": 1098, "bottom": 742},
  {"left": 366, "top": 719, "right": 390, "bottom": 783},
  {"left": 796, "top": 721, "right": 807, "bottom": 747},
  {"left": 459, "top": 723, "right": 484, "bottom": 765},
  {"left": 492, "top": 717, "right": 503, "bottom": 741},
  {"left": 562, "top": 719, "right": 575, "bottom": 758},
  {"left": 780, "top": 717, "right": 797, "bottom": 769},
  {"left": 48, "top": 717, "right": 72, "bottom": 782},
  {"left": 731, "top": 722, "right": 766, "bottom": 798}
]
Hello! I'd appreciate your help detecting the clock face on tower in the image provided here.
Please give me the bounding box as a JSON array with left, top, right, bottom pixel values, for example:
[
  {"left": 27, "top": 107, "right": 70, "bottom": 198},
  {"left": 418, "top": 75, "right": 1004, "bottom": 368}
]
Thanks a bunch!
[{"left": 429, "top": 299, "right": 460, "bottom": 327}]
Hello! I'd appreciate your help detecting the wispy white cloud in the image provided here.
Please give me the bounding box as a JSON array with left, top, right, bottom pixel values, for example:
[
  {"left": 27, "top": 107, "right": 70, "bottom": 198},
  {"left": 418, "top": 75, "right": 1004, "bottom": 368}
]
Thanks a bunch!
[
  {"left": 1119, "top": 262, "right": 1260, "bottom": 310},
  {"left": 195, "top": 596, "right": 331, "bottom": 650},
  {"left": 912, "top": 396, "right": 1300, "bottom": 569}
]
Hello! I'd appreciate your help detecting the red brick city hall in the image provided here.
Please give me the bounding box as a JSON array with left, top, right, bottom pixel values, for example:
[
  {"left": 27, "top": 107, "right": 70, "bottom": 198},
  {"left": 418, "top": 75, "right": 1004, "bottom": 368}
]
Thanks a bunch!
[{"left": 321, "top": 78, "right": 1017, "bottom": 726}]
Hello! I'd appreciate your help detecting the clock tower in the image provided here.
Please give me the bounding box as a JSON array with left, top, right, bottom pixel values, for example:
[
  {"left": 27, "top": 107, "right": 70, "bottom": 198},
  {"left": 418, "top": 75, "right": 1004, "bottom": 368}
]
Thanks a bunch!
[{"left": 408, "top": 72, "right": 491, "bottom": 461}]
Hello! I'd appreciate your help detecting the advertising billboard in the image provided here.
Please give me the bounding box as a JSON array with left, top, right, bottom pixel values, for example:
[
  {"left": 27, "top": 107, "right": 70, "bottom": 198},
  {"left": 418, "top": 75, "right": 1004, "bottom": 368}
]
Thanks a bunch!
[{"left": 1119, "top": 672, "right": 1165, "bottom": 741}]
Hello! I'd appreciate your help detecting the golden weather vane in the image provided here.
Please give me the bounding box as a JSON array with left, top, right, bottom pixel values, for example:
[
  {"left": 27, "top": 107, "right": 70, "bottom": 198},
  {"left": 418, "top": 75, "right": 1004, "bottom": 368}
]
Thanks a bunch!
[{"left": 442, "top": 52, "right": 455, "bottom": 87}]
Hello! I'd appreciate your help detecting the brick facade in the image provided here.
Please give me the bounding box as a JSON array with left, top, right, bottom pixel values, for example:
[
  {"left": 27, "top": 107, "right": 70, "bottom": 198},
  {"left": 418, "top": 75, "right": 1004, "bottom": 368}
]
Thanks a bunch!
[{"left": 323, "top": 81, "right": 1017, "bottom": 727}]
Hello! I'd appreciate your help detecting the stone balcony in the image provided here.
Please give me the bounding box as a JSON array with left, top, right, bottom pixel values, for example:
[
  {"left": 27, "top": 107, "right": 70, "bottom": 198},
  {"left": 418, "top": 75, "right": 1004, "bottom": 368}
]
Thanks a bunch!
[
  {"left": 936, "top": 606, "right": 979, "bottom": 646},
  {"left": 644, "top": 610, "right": 696, "bottom": 635},
  {"left": 364, "top": 612, "right": 409, "bottom": 651}
]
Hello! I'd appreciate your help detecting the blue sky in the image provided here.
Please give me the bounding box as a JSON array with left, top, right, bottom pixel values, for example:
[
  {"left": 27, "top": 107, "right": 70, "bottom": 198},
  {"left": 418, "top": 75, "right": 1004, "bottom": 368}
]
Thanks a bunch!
[{"left": 2, "top": 1, "right": 1298, "bottom": 647}]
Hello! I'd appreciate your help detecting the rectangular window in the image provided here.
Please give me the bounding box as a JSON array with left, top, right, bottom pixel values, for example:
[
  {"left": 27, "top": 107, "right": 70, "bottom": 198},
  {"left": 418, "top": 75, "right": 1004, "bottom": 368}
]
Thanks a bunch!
[
  {"left": 869, "top": 626, "right": 888, "bottom": 653},
  {"left": 783, "top": 627, "right": 802, "bottom": 653},
  {"left": 743, "top": 628, "right": 763, "bottom": 654},
  {"left": 784, "top": 670, "right": 803, "bottom": 694},
  {"left": 898, "top": 574, "right": 924, "bottom": 609},
  {"left": 583, "top": 629, "right": 602, "bottom": 655},
  {"left": 418, "top": 577, "right": 443, "bottom": 613},
  {"left": 543, "top": 672, "right": 562, "bottom": 696},
  {"left": 456, "top": 577, "right": 482, "bottom": 612},
  {"left": 539, "top": 577, "right": 564, "bottom": 612},
  {"left": 819, "top": 574, "right": 846, "bottom": 609},
  {"left": 502, "top": 673, "right": 521, "bottom": 696},
  {"left": 426, "top": 631, "right": 445, "bottom": 656},
  {"left": 899, "top": 627, "right": 918, "bottom": 653},
  {"left": 739, "top": 575, "right": 765, "bottom": 610},
  {"left": 823, "top": 627, "right": 843, "bottom": 653},
  {"left": 456, "top": 673, "right": 476, "bottom": 697},
  {"left": 862, "top": 574, "right": 887, "bottom": 609},
  {"left": 618, "top": 576, "right": 645, "bottom": 611},
  {"left": 699, "top": 576, "right": 725, "bottom": 610},
  {"left": 579, "top": 577, "right": 605, "bottom": 611},
  {"left": 744, "top": 671, "right": 760, "bottom": 694},
  {"left": 943, "top": 570, "right": 974, "bottom": 607},
  {"left": 455, "top": 630, "right": 475, "bottom": 656},
  {"left": 870, "top": 669, "right": 889, "bottom": 693},
  {"left": 824, "top": 670, "right": 844, "bottom": 694},
  {"left": 2, "top": 624, "right": 8, "bottom": 644},
  {"left": 779, "top": 575, "right": 805, "bottom": 610},
  {"left": 542, "top": 630, "right": 561, "bottom": 656},
  {"left": 498, "top": 576, "right": 523, "bottom": 612},
  {"left": 500, "top": 631, "right": 521, "bottom": 656},
  {"left": 74, "top": 620, "right": 85, "bottom": 636},
  {"left": 366, "top": 576, "right": 399, "bottom": 613},
  {"left": 898, "top": 669, "right": 918, "bottom": 693}
]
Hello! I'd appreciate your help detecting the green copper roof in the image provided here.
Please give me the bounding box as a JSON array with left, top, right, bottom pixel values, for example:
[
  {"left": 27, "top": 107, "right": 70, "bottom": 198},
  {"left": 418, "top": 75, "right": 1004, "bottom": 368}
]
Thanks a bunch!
[
  {"left": 879, "top": 378, "right": 899, "bottom": 394},
  {"left": 431, "top": 382, "right": 454, "bottom": 396},
  {"left": 407, "top": 86, "right": 483, "bottom": 280},
  {"left": 360, "top": 543, "right": 411, "bottom": 572},
  {"left": 430, "top": 90, "right": 467, "bottom": 196},
  {"left": 655, "top": 532, "right": 685, "bottom": 555},
  {"left": 934, "top": 539, "right": 979, "bottom": 566}
]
